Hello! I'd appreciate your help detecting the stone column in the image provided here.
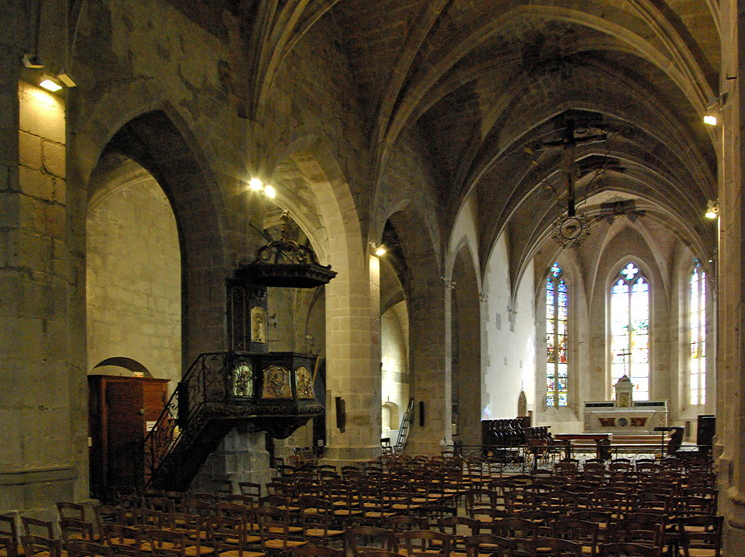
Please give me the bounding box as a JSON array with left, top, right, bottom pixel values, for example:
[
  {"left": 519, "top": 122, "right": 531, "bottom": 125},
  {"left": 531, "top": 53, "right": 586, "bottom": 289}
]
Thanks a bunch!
[
  {"left": 406, "top": 276, "right": 451, "bottom": 454},
  {"left": 323, "top": 253, "right": 382, "bottom": 463},
  {"left": 717, "top": 0, "right": 745, "bottom": 550},
  {"left": 0, "top": 75, "right": 88, "bottom": 511}
]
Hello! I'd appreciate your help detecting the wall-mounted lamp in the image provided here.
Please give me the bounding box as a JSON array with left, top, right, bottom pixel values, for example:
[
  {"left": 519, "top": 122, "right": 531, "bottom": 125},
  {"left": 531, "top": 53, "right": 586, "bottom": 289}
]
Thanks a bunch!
[
  {"left": 22, "top": 53, "right": 77, "bottom": 93},
  {"left": 705, "top": 199, "right": 719, "bottom": 219},
  {"left": 370, "top": 243, "right": 387, "bottom": 257},
  {"left": 247, "top": 177, "right": 277, "bottom": 199},
  {"left": 703, "top": 93, "right": 728, "bottom": 126},
  {"left": 39, "top": 75, "right": 62, "bottom": 92}
]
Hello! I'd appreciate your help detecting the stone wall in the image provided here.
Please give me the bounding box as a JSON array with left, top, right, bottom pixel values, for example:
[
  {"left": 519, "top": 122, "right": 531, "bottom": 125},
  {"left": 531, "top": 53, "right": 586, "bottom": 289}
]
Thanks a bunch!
[{"left": 86, "top": 171, "right": 181, "bottom": 387}]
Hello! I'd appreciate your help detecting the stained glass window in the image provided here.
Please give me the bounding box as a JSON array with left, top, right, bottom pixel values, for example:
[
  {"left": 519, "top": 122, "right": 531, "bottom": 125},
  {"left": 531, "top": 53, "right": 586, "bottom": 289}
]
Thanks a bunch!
[
  {"left": 546, "top": 263, "right": 568, "bottom": 407},
  {"left": 610, "top": 262, "right": 649, "bottom": 400},
  {"left": 689, "top": 262, "right": 706, "bottom": 406}
]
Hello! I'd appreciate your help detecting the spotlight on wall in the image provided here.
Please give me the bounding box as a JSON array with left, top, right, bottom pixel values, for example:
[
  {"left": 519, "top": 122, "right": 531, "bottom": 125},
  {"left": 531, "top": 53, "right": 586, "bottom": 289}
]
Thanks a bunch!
[
  {"left": 370, "top": 243, "right": 387, "bottom": 257},
  {"left": 248, "top": 177, "right": 264, "bottom": 191},
  {"left": 705, "top": 200, "right": 719, "bottom": 219},
  {"left": 703, "top": 93, "right": 728, "bottom": 126},
  {"left": 264, "top": 185, "right": 276, "bottom": 199},
  {"left": 39, "top": 75, "right": 62, "bottom": 92}
]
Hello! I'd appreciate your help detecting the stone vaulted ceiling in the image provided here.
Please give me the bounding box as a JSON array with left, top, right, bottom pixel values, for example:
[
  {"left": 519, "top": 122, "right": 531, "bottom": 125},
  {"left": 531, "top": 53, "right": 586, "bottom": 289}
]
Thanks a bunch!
[{"left": 172, "top": 0, "right": 720, "bottom": 281}]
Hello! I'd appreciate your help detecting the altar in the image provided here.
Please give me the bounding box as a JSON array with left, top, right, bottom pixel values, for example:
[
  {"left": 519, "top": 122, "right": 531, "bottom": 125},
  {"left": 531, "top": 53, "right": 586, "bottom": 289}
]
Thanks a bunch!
[{"left": 583, "top": 375, "right": 668, "bottom": 433}]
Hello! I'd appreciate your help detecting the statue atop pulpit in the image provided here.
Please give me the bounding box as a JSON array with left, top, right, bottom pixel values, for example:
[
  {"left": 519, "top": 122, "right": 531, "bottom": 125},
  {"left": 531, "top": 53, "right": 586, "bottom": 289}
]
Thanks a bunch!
[{"left": 614, "top": 375, "right": 634, "bottom": 408}]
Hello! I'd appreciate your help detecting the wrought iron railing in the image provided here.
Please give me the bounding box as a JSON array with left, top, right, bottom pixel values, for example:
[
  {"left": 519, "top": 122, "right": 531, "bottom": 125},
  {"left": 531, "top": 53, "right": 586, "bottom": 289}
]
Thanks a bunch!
[{"left": 143, "top": 352, "right": 231, "bottom": 486}]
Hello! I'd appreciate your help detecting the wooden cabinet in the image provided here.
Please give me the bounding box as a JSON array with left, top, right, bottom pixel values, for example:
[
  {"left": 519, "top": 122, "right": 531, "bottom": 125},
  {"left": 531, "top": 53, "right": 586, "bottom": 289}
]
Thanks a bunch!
[{"left": 88, "top": 375, "right": 169, "bottom": 499}]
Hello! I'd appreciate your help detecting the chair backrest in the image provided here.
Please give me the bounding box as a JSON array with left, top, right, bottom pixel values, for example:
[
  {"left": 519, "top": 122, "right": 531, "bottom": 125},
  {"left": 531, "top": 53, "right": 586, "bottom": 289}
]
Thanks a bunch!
[
  {"left": 384, "top": 514, "right": 429, "bottom": 532},
  {"left": 395, "top": 529, "right": 451, "bottom": 557},
  {"left": 146, "top": 529, "right": 186, "bottom": 557},
  {"left": 599, "top": 542, "right": 660, "bottom": 556},
  {"left": 22, "top": 535, "right": 61, "bottom": 557},
  {"left": 677, "top": 515, "right": 722, "bottom": 557},
  {"left": 66, "top": 539, "right": 112, "bottom": 557},
  {"left": 0, "top": 515, "right": 18, "bottom": 544},
  {"left": 346, "top": 526, "right": 395, "bottom": 556},
  {"left": 357, "top": 550, "right": 406, "bottom": 557},
  {"left": 464, "top": 533, "right": 513, "bottom": 557},
  {"left": 56, "top": 503, "right": 86, "bottom": 521},
  {"left": 238, "top": 481, "right": 262, "bottom": 499},
  {"left": 59, "top": 518, "right": 95, "bottom": 542},
  {"left": 291, "top": 544, "right": 345, "bottom": 557},
  {"left": 0, "top": 536, "right": 17, "bottom": 557},
  {"left": 21, "top": 517, "right": 53, "bottom": 539}
]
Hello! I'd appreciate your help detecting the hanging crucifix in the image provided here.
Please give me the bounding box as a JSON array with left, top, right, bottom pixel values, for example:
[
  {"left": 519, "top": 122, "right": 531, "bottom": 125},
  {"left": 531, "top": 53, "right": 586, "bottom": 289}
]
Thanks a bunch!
[{"left": 543, "top": 116, "right": 606, "bottom": 247}]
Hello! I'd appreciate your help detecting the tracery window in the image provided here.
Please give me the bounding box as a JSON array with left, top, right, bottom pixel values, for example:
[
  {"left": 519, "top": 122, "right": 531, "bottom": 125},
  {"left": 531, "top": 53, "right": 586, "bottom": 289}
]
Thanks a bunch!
[
  {"left": 610, "top": 262, "right": 650, "bottom": 400},
  {"left": 546, "top": 263, "right": 568, "bottom": 407},
  {"left": 689, "top": 262, "right": 706, "bottom": 406}
]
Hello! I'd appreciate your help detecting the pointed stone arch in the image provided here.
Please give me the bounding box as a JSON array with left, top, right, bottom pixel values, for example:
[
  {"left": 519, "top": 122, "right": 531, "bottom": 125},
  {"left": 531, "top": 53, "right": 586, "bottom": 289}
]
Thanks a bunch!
[{"left": 87, "top": 109, "right": 228, "bottom": 364}]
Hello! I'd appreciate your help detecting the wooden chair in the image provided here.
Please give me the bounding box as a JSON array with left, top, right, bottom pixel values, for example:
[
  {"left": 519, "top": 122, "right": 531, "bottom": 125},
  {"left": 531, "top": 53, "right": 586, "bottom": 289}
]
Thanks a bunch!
[
  {"left": 22, "top": 535, "right": 63, "bottom": 557},
  {"left": 463, "top": 534, "right": 513, "bottom": 557},
  {"left": 606, "top": 520, "right": 663, "bottom": 549},
  {"left": 93, "top": 506, "right": 122, "bottom": 537},
  {"left": 436, "top": 517, "right": 481, "bottom": 554},
  {"left": 56, "top": 505, "right": 86, "bottom": 522},
  {"left": 145, "top": 530, "right": 187, "bottom": 557},
  {"left": 290, "top": 544, "right": 343, "bottom": 557},
  {"left": 99, "top": 524, "right": 143, "bottom": 557},
  {"left": 0, "top": 537, "right": 17, "bottom": 557},
  {"left": 165, "top": 514, "right": 214, "bottom": 557},
  {"left": 299, "top": 512, "right": 344, "bottom": 547},
  {"left": 238, "top": 483, "right": 262, "bottom": 501},
  {"left": 21, "top": 518, "right": 54, "bottom": 539},
  {"left": 1, "top": 515, "right": 21, "bottom": 557},
  {"left": 254, "top": 507, "right": 306, "bottom": 555},
  {"left": 395, "top": 530, "right": 451, "bottom": 557},
  {"left": 65, "top": 540, "right": 111, "bottom": 557},
  {"left": 675, "top": 515, "right": 722, "bottom": 557},
  {"left": 598, "top": 543, "right": 659, "bottom": 557},
  {"left": 59, "top": 519, "right": 95, "bottom": 545},
  {"left": 357, "top": 551, "right": 407, "bottom": 557},
  {"left": 208, "top": 515, "right": 265, "bottom": 557},
  {"left": 346, "top": 526, "right": 396, "bottom": 557},
  {"left": 553, "top": 517, "right": 600, "bottom": 557}
]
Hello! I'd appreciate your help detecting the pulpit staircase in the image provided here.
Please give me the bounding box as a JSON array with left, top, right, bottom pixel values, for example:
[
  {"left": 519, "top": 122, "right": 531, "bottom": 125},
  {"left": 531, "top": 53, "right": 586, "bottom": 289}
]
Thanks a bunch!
[{"left": 143, "top": 352, "right": 323, "bottom": 492}]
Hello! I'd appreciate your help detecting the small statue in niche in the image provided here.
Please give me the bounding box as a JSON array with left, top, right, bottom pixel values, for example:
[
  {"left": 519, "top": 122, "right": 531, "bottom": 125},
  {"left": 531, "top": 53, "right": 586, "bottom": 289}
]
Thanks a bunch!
[{"left": 251, "top": 305, "right": 267, "bottom": 344}]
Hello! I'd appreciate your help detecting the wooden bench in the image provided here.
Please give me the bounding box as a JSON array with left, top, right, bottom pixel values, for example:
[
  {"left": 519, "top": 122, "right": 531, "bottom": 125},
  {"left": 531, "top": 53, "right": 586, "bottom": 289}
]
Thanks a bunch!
[{"left": 555, "top": 430, "right": 682, "bottom": 460}]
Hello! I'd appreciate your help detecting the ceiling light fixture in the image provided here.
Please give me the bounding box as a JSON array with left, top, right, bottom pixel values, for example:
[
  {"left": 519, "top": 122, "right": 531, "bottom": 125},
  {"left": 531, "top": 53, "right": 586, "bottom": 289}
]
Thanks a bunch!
[
  {"left": 705, "top": 200, "right": 719, "bottom": 219},
  {"left": 264, "top": 185, "right": 276, "bottom": 199}
]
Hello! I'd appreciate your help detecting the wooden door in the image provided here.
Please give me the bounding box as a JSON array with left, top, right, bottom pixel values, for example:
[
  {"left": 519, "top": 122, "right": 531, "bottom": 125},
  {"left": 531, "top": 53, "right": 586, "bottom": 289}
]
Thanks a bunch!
[{"left": 105, "top": 379, "right": 145, "bottom": 491}]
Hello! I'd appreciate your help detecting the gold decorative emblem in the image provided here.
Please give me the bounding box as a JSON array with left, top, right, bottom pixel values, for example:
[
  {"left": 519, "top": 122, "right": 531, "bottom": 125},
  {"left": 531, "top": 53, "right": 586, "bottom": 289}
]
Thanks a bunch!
[
  {"left": 233, "top": 363, "right": 253, "bottom": 398},
  {"left": 262, "top": 365, "right": 291, "bottom": 399},
  {"left": 295, "top": 366, "right": 314, "bottom": 399}
]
